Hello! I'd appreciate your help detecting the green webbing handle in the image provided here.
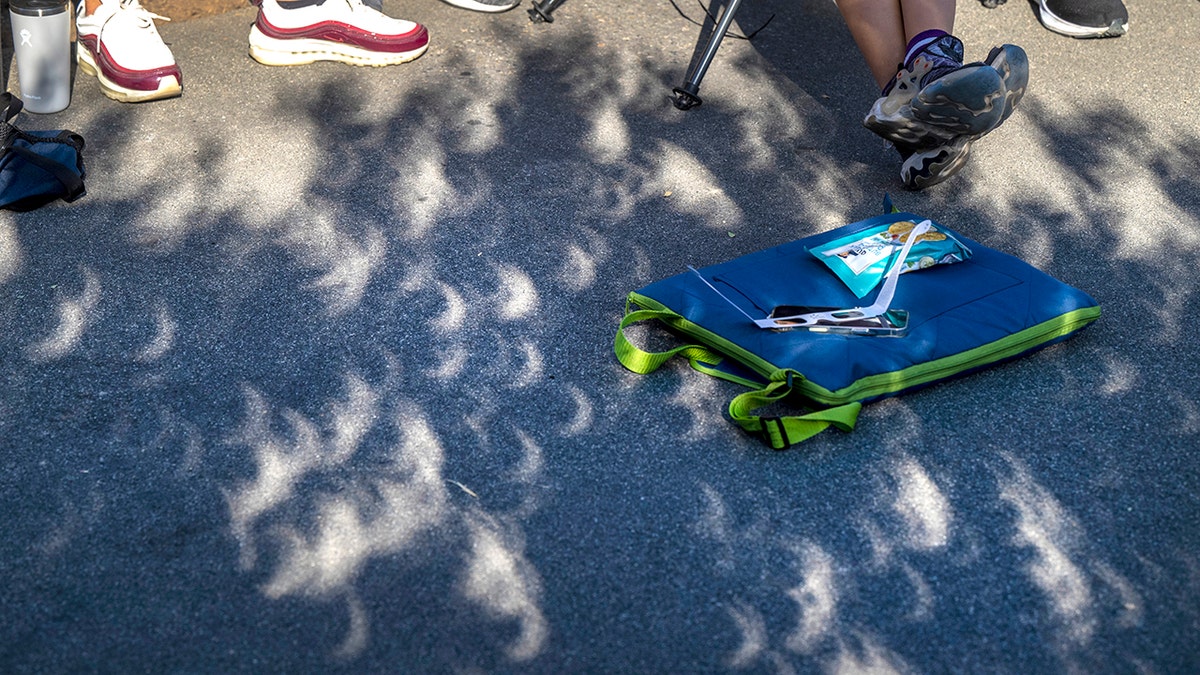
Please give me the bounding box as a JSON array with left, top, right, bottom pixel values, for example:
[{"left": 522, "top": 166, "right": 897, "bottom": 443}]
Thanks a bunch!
[
  {"left": 616, "top": 310, "right": 860, "bottom": 449},
  {"left": 728, "top": 371, "right": 861, "bottom": 450},
  {"left": 614, "top": 309, "right": 725, "bottom": 375}
]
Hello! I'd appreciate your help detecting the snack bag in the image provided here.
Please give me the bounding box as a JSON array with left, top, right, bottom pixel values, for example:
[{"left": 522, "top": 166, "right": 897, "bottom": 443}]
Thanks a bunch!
[{"left": 808, "top": 220, "right": 971, "bottom": 298}]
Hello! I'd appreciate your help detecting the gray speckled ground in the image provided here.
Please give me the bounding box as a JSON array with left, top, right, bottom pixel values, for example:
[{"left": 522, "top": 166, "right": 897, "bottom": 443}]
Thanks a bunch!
[{"left": 2, "top": 0, "right": 1198, "bottom": 671}]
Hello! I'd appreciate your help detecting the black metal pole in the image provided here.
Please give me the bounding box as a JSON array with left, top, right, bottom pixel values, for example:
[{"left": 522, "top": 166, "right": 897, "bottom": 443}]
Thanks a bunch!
[
  {"left": 672, "top": 0, "right": 743, "bottom": 110},
  {"left": 528, "top": 0, "right": 568, "bottom": 23}
]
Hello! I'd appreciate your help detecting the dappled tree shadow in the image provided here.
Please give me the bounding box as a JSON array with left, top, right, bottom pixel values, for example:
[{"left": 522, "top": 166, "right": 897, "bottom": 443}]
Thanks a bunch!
[{"left": 1, "top": 0, "right": 1198, "bottom": 671}]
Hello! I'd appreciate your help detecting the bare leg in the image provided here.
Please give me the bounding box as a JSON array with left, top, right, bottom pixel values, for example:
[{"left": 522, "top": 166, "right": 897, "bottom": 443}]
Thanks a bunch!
[
  {"left": 898, "top": 0, "right": 955, "bottom": 42},
  {"left": 837, "top": 0, "right": 957, "bottom": 90},
  {"left": 835, "top": 0, "right": 907, "bottom": 90},
  {"left": 84, "top": 0, "right": 100, "bottom": 14}
]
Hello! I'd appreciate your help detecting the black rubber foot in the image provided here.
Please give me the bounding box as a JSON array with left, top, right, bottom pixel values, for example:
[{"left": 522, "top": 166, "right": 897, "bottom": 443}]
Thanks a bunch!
[{"left": 672, "top": 86, "right": 702, "bottom": 111}]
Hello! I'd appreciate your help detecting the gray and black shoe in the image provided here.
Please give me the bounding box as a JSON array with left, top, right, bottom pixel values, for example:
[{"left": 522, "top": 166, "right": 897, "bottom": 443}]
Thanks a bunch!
[
  {"left": 865, "top": 35, "right": 1009, "bottom": 147},
  {"left": 983, "top": 43, "right": 1029, "bottom": 127},
  {"left": 890, "top": 42, "right": 1029, "bottom": 190},
  {"left": 898, "top": 136, "right": 973, "bottom": 191}
]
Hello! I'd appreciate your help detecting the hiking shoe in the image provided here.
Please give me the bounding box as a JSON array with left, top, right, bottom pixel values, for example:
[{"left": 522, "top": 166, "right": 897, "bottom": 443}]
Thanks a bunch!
[
  {"left": 1037, "top": 0, "right": 1128, "bottom": 38},
  {"left": 868, "top": 41, "right": 1027, "bottom": 144},
  {"left": 891, "top": 44, "right": 1027, "bottom": 190},
  {"left": 248, "top": 0, "right": 429, "bottom": 67},
  {"left": 437, "top": 0, "right": 519, "bottom": 12},
  {"left": 864, "top": 35, "right": 1004, "bottom": 147},
  {"left": 899, "top": 136, "right": 973, "bottom": 190},
  {"left": 888, "top": 43, "right": 1027, "bottom": 190},
  {"left": 908, "top": 42, "right": 1009, "bottom": 139},
  {"left": 76, "top": 0, "right": 182, "bottom": 103},
  {"left": 984, "top": 43, "right": 1029, "bottom": 128}
]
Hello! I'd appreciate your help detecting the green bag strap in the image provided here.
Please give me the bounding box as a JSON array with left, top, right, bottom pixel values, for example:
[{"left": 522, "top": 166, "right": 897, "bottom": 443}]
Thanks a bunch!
[
  {"left": 614, "top": 308, "right": 726, "bottom": 375},
  {"left": 728, "top": 371, "right": 861, "bottom": 450},
  {"left": 617, "top": 310, "right": 860, "bottom": 448}
]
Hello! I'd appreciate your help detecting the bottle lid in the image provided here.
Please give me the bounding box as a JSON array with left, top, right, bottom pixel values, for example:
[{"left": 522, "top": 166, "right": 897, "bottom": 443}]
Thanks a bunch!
[{"left": 9, "top": 0, "right": 69, "bottom": 15}]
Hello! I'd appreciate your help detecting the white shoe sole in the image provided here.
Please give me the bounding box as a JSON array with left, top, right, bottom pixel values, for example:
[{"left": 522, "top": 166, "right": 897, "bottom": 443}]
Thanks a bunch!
[
  {"left": 1037, "top": 0, "right": 1128, "bottom": 38},
  {"left": 77, "top": 45, "right": 182, "bottom": 103},
  {"left": 438, "top": 0, "right": 518, "bottom": 12},
  {"left": 248, "top": 26, "right": 428, "bottom": 66}
]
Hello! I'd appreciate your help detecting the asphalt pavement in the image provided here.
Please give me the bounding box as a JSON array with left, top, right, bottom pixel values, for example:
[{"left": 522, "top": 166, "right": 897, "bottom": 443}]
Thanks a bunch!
[{"left": 2, "top": 0, "right": 1198, "bottom": 672}]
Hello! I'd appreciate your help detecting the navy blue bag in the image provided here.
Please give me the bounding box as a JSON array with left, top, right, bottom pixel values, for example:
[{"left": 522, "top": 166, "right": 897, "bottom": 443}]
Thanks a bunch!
[
  {"left": 615, "top": 206, "right": 1102, "bottom": 449},
  {"left": 0, "top": 94, "right": 86, "bottom": 211}
]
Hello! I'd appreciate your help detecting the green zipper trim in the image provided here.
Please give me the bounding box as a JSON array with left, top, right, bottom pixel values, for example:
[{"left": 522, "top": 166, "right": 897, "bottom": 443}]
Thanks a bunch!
[
  {"left": 826, "top": 305, "right": 1102, "bottom": 402},
  {"left": 626, "top": 292, "right": 783, "bottom": 380},
  {"left": 626, "top": 292, "right": 1100, "bottom": 405}
]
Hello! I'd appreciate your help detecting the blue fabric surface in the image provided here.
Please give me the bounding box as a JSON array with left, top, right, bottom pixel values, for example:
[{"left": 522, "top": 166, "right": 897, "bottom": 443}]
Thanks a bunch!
[
  {"left": 0, "top": 128, "right": 86, "bottom": 211},
  {"left": 635, "top": 212, "right": 1100, "bottom": 396}
]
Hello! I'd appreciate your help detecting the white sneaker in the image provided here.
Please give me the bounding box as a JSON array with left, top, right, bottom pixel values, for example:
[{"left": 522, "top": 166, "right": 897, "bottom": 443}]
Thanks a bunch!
[
  {"left": 248, "top": 0, "right": 429, "bottom": 67},
  {"left": 438, "top": 0, "right": 519, "bottom": 12},
  {"left": 76, "top": 0, "right": 182, "bottom": 102}
]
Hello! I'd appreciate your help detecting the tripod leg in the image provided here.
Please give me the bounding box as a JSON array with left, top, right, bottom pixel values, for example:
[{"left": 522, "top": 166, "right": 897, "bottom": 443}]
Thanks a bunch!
[
  {"left": 528, "top": 0, "right": 567, "bottom": 23},
  {"left": 672, "top": 0, "right": 743, "bottom": 110}
]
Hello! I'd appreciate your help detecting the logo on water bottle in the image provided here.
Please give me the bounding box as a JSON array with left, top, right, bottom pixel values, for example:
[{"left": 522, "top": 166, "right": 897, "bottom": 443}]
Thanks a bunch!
[{"left": 19, "top": 29, "right": 32, "bottom": 47}]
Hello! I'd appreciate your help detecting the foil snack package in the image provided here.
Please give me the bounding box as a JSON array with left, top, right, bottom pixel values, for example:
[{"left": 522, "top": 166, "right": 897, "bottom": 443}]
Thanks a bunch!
[{"left": 809, "top": 220, "right": 972, "bottom": 298}]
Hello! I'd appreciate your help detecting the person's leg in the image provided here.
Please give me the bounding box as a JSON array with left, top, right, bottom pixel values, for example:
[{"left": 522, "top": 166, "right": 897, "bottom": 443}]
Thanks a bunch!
[
  {"left": 864, "top": 0, "right": 1008, "bottom": 146},
  {"left": 835, "top": 0, "right": 907, "bottom": 90},
  {"left": 898, "top": 0, "right": 955, "bottom": 42},
  {"left": 836, "top": 0, "right": 956, "bottom": 90},
  {"left": 839, "top": 0, "right": 1026, "bottom": 190}
]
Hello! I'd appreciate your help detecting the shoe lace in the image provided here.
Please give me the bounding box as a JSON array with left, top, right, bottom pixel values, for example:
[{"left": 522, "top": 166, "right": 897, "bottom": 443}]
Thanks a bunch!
[
  {"left": 916, "top": 38, "right": 963, "bottom": 88},
  {"left": 117, "top": 0, "right": 171, "bottom": 27}
]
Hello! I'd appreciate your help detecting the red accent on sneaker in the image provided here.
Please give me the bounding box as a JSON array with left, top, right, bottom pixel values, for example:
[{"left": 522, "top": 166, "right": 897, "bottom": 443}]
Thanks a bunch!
[
  {"left": 79, "top": 33, "right": 183, "bottom": 92},
  {"left": 253, "top": 14, "right": 429, "bottom": 53}
]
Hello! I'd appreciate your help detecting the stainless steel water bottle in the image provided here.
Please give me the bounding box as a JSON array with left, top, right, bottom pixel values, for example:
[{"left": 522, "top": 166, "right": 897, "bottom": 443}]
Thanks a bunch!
[{"left": 9, "top": 0, "right": 73, "bottom": 113}]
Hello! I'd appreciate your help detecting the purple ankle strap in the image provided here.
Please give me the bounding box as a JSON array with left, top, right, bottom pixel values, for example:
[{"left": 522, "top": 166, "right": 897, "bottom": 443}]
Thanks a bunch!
[{"left": 904, "top": 29, "right": 950, "bottom": 68}]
